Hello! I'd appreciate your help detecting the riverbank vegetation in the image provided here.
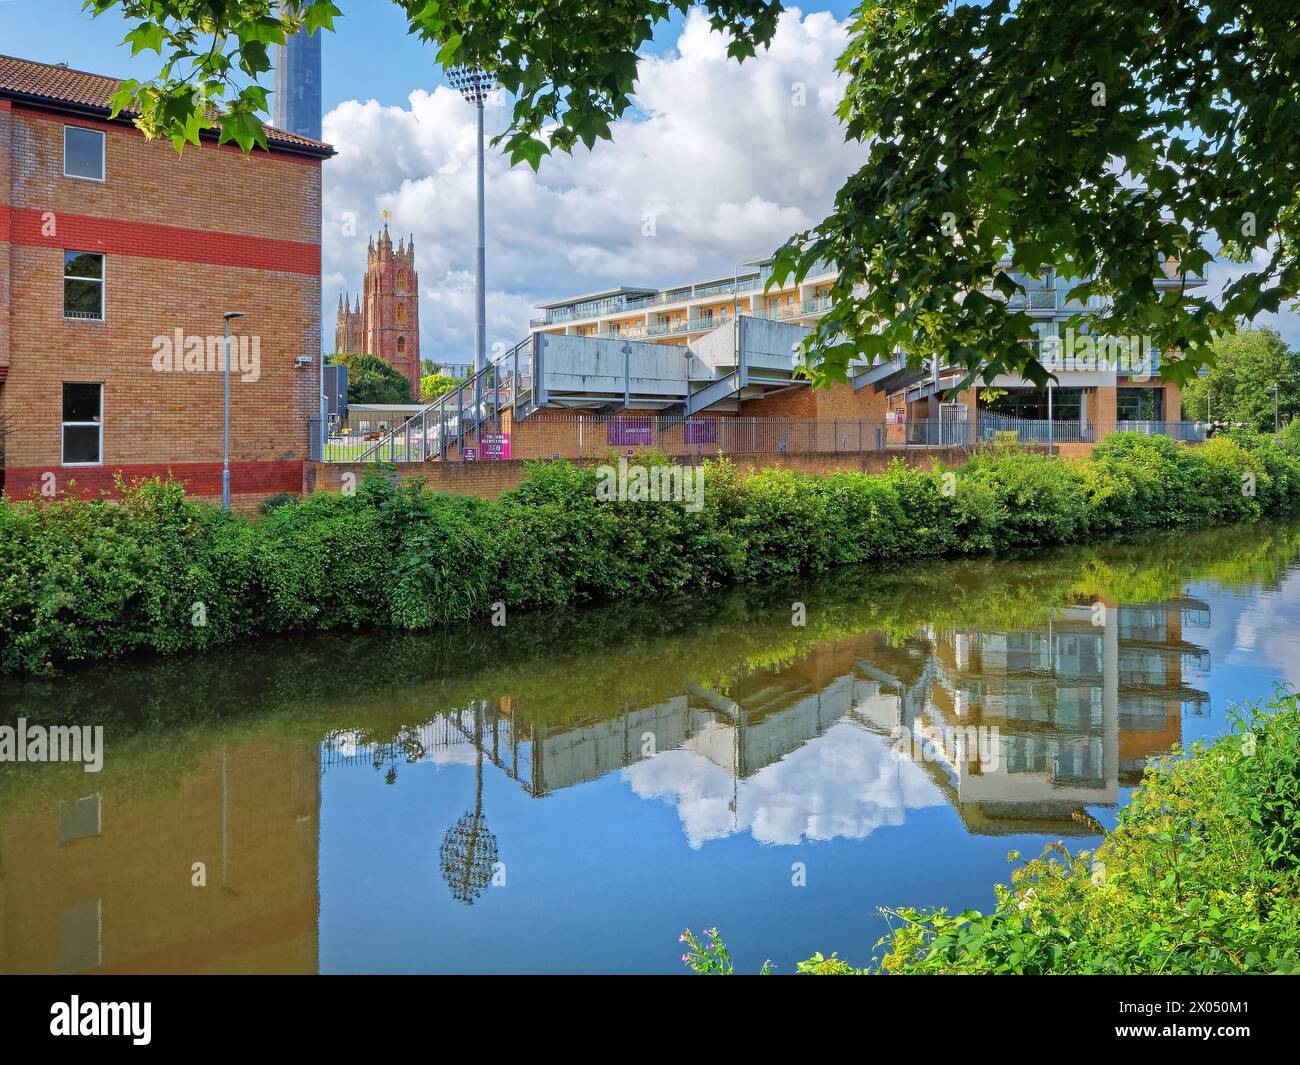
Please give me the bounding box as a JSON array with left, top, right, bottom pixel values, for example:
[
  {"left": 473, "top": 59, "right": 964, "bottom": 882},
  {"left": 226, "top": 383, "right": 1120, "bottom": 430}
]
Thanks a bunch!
[
  {"left": 3, "top": 431, "right": 1300, "bottom": 675},
  {"left": 685, "top": 691, "right": 1300, "bottom": 975}
]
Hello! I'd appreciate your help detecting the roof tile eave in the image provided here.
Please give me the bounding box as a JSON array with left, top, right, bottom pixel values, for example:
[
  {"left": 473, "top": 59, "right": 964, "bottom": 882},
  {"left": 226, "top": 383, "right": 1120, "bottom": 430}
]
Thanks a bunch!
[{"left": 0, "top": 53, "right": 334, "bottom": 157}]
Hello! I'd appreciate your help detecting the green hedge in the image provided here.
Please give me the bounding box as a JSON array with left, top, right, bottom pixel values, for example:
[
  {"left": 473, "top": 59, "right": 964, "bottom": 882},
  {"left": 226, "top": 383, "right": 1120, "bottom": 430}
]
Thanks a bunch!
[{"left": 3, "top": 431, "right": 1300, "bottom": 675}]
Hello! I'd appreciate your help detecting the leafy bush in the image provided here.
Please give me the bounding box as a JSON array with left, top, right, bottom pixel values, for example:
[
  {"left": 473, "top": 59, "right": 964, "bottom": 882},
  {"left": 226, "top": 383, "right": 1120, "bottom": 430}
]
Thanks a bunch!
[
  {"left": 259, "top": 491, "right": 298, "bottom": 514},
  {"left": 3, "top": 433, "right": 1300, "bottom": 675},
  {"left": 960, "top": 449, "right": 1090, "bottom": 549},
  {"left": 1280, "top": 418, "right": 1300, "bottom": 457},
  {"left": 1226, "top": 430, "right": 1300, "bottom": 513}
]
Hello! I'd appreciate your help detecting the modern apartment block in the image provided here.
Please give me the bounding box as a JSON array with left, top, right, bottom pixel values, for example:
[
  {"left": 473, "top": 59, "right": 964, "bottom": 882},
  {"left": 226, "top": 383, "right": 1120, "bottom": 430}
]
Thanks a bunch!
[
  {"left": 528, "top": 258, "right": 874, "bottom": 425},
  {"left": 529, "top": 257, "right": 1202, "bottom": 443},
  {"left": 530, "top": 258, "right": 838, "bottom": 343},
  {"left": 0, "top": 55, "right": 334, "bottom": 507}
]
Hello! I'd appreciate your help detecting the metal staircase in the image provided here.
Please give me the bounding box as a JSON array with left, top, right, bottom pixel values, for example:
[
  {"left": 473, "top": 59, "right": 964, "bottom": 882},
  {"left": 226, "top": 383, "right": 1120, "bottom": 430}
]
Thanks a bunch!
[
  {"left": 350, "top": 316, "right": 817, "bottom": 463},
  {"left": 356, "top": 335, "right": 535, "bottom": 462}
]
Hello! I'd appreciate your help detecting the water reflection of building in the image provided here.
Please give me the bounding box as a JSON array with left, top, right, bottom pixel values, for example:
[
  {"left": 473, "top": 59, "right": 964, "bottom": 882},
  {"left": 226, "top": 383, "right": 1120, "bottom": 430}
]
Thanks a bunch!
[
  {"left": 329, "top": 594, "right": 1210, "bottom": 845},
  {"left": 856, "top": 597, "right": 1209, "bottom": 833},
  {"left": 1115, "top": 598, "right": 1211, "bottom": 784},
  {"left": 0, "top": 735, "right": 320, "bottom": 974}
]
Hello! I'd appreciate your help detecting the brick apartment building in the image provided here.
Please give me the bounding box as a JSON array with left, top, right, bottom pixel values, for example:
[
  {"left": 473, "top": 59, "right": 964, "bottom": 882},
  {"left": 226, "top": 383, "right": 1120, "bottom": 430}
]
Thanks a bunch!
[{"left": 0, "top": 55, "right": 334, "bottom": 509}]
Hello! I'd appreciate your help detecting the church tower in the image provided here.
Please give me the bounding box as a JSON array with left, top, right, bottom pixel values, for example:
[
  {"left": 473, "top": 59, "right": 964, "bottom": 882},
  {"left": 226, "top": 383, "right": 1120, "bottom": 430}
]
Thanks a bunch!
[
  {"left": 334, "top": 293, "right": 362, "bottom": 355},
  {"left": 359, "top": 225, "right": 420, "bottom": 393}
]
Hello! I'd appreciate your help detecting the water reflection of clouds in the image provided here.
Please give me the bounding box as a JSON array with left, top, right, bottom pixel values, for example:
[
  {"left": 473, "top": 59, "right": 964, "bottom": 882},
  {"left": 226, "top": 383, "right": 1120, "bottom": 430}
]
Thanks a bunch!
[
  {"left": 1228, "top": 570, "right": 1300, "bottom": 688},
  {"left": 622, "top": 720, "right": 945, "bottom": 848},
  {"left": 422, "top": 746, "right": 480, "bottom": 767}
]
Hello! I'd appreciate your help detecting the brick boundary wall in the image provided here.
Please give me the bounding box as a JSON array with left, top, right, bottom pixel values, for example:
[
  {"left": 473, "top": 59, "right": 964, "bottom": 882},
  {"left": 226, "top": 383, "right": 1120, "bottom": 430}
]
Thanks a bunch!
[
  {"left": 5, "top": 459, "right": 303, "bottom": 507},
  {"left": 303, "top": 445, "right": 1043, "bottom": 500}
]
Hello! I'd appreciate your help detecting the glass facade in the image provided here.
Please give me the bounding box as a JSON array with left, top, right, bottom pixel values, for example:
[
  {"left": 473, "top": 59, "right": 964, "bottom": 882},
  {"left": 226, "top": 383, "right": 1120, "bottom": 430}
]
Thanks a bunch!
[
  {"left": 983, "top": 387, "right": 1084, "bottom": 421},
  {"left": 1117, "top": 387, "right": 1165, "bottom": 421}
]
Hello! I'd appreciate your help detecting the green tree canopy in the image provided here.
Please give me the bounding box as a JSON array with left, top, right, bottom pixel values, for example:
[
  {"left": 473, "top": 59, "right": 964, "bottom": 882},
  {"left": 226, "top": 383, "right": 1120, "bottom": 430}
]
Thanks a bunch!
[
  {"left": 90, "top": 0, "right": 1300, "bottom": 388},
  {"left": 328, "top": 352, "right": 413, "bottom": 405},
  {"left": 1181, "top": 329, "right": 1300, "bottom": 432},
  {"left": 420, "top": 372, "right": 463, "bottom": 401}
]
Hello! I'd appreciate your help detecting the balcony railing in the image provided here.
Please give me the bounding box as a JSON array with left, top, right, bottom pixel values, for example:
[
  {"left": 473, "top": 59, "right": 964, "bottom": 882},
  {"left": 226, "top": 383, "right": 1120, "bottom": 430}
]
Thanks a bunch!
[
  {"left": 549, "top": 263, "right": 1204, "bottom": 333},
  {"left": 692, "top": 277, "right": 762, "bottom": 299},
  {"left": 977, "top": 412, "right": 1207, "bottom": 444},
  {"left": 533, "top": 264, "right": 842, "bottom": 326},
  {"left": 754, "top": 296, "right": 832, "bottom": 321},
  {"left": 645, "top": 317, "right": 728, "bottom": 336}
]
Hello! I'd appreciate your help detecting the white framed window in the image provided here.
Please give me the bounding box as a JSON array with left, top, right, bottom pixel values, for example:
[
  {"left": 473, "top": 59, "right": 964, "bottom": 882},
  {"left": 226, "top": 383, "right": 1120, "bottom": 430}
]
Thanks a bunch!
[
  {"left": 63, "top": 125, "right": 105, "bottom": 181},
  {"left": 62, "top": 382, "right": 103, "bottom": 466},
  {"left": 64, "top": 251, "right": 104, "bottom": 321}
]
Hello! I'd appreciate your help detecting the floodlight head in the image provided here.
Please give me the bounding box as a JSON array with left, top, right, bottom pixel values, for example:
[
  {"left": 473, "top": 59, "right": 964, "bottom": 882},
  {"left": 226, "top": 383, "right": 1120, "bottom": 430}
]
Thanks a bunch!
[
  {"left": 223, "top": 311, "right": 246, "bottom": 321},
  {"left": 446, "top": 64, "right": 495, "bottom": 104}
]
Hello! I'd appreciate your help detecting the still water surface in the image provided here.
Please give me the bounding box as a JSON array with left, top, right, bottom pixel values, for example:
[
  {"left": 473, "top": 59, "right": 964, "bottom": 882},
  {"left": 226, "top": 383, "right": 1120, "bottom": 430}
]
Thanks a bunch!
[{"left": 3, "top": 521, "right": 1299, "bottom": 974}]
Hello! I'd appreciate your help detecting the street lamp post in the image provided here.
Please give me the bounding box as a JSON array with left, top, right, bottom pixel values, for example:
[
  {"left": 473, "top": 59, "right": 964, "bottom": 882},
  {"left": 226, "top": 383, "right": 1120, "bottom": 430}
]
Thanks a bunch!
[
  {"left": 1272, "top": 382, "right": 1280, "bottom": 442},
  {"left": 1047, "top": 380, "right": 1055, "bottom": 458},
  {"left": 222, "top": 311, "right": 245, "bottom": 510},
  {"left": 447, "top": 65, "right": 494, "bottom": 437}
]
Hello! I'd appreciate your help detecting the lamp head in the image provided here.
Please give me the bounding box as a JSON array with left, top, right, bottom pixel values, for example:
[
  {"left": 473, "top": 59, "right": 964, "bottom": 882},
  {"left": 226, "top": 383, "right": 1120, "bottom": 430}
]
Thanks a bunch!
[
  {"left": 446, "top": 64, "right": 495, "bottom": 104},
  {"left": 223, "top": 311, "right": 246, "bottom": 321}
]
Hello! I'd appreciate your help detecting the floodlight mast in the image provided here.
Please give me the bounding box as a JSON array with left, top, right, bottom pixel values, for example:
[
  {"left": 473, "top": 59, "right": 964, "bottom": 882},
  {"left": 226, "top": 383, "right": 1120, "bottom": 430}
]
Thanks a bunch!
[{"left": 447, "top": 65, "right": 495, "bottom": 403}]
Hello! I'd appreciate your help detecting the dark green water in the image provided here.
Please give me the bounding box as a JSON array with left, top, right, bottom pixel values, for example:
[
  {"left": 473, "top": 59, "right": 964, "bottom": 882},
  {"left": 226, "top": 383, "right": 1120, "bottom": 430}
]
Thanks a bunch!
[{"left": 2, "top": 521, "right": 1299, "bottom": 974}]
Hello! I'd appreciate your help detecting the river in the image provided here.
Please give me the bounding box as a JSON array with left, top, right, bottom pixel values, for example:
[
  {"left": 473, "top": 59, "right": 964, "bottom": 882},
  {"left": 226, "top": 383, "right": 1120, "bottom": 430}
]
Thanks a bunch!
[{"left": 2, "top": 520, "right": 1298, "bottom": 974}]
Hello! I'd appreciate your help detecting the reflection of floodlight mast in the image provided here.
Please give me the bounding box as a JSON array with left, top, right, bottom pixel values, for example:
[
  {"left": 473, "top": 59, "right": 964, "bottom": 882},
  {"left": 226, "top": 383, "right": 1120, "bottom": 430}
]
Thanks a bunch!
[
  {"left": 446, "top": 65, "right": 495, "bottom": 424},
  {"left": 438, "top": 702, "right": 499, "bottom": 905}
]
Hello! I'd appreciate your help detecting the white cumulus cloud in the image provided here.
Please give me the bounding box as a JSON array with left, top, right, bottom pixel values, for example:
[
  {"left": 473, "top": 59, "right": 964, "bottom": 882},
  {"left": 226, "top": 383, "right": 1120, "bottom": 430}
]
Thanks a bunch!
[
  {"left": 320, "top": 6, "right": 859, "bottom": 363},
  {"left": 623, "top": 719, "right": 946, "bottom": 849}
]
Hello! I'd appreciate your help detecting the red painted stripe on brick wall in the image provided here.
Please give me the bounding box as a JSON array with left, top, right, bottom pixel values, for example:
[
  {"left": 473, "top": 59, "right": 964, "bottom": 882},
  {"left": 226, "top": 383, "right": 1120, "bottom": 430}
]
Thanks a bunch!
[
  {"left": 11, "top": 207, "right": 320, "bottom": 274},
  {"left": 4, "top": 460, "right": 304, "bottom": 500},
  {"left": 0, "top": 211, "right": 9, "bottom": 243}
]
